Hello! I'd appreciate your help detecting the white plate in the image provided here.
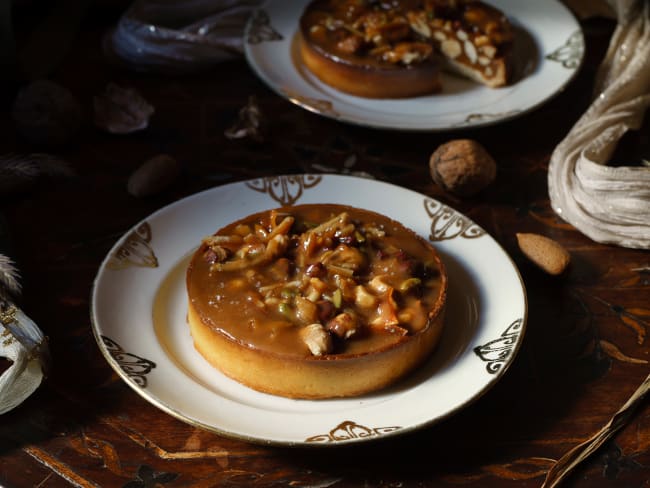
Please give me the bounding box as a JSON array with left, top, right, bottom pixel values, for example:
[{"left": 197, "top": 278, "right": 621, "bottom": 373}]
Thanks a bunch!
[
  {"left": 244, "top": 0, "right": 584, "bottom": 131},
  {"left": 91, "top": 174, "right": 527, "bottom": 446}
]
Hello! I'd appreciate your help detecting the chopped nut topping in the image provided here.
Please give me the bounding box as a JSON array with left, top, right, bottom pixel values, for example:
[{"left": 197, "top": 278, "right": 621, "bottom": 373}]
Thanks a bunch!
[
  {"left": 300, "top": 323, "right": 333, "bottom": 356},
  {"left": 441, "top": 39, "right": 462, "bottom": 59},
  {"left": 198, "top": 204, "right": 444, "bottom": 356},
  {"left": 464, "top": 40, "right": 478, "bottom": 64}
]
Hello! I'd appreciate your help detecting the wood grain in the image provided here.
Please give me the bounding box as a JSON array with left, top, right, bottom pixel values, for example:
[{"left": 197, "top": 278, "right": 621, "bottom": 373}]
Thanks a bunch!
[{"left": 1, "top": 5, "right": 649, "bottom": 488}]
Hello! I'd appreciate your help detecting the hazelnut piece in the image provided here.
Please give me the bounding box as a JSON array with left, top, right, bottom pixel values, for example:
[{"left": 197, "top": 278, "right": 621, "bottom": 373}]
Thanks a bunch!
[{"left": 429, "top": 139, "right": 497, "bottom": 197}]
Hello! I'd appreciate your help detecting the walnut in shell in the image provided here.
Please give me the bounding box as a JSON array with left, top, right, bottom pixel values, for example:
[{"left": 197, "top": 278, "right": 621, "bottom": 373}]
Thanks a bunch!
[{"left": 429, "top": 139, "right": 496, "bottom": 197}]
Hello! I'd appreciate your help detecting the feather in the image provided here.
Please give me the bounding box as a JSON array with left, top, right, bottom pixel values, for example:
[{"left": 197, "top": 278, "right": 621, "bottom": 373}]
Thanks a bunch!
[
  {"left": 0, "top": 254, "right": 21, "bottom": 299},
  {"left": 0, "top": 153, "right": 75, "bottom": 196}
]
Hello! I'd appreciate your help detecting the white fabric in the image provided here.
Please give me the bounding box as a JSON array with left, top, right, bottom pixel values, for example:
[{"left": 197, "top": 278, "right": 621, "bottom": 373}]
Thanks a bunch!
[
  {"left": 104, "top": 0, "right": 263, "bottom": 73},
  {"left": 548, "top": 0, "right": 650, "bottom": 249},
  {"left": 0, "top": 318, "right": 44, "bottom": 414}
]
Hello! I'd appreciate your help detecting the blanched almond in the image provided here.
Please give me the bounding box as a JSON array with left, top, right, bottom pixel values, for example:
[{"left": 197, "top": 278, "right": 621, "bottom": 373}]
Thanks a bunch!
[
  {"left": 481, "top": 45, "right": 497, "bottom": 59},
  {"left": 465, "top": 40, "right": 478, "bottom": 64},
  {"left": 433, "top": 31, "right": 447, "bottom": 42},
  {"left": 441, "top": 39, "right": 461, "bottom": 59}
]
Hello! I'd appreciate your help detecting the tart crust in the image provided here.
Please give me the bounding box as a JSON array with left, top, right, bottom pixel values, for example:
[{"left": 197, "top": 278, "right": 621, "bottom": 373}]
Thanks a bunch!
[{"left": 186, "top": 204, "right": 447, "bottom": 399}]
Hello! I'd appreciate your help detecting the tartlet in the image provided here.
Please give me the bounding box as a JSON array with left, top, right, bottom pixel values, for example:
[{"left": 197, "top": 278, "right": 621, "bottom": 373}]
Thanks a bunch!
[{"left": 186, "top": 204, "right": 447, "bottom": 399}]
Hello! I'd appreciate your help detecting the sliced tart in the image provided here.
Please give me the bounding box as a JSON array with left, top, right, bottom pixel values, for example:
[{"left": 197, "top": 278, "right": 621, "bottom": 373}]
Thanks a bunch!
[{"left": 298, "top": 0, "right": 514, "bottom": 98}]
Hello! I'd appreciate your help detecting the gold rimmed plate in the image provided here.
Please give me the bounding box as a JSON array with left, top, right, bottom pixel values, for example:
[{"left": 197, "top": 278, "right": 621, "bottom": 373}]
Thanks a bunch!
[
  {"left": 244, "top": 0, "right": 584, "bottom": 131},
  {"left": 91, "top": 174, "right": 527, "bottom": 446}
]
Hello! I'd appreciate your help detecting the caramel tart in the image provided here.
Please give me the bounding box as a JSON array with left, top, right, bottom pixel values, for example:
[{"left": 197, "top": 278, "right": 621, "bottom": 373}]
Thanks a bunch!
[
  {"left": 186, "top": 204, "right": 447, "bottom": 399},
  {"left": 298, "top": 0, "right": 513, "bottom": 98}
]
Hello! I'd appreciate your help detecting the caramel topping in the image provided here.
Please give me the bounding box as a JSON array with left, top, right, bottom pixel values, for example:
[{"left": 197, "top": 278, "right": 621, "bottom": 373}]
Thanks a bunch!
[{"left": 187, "top": 205, "right": 444, "bottom": 358}]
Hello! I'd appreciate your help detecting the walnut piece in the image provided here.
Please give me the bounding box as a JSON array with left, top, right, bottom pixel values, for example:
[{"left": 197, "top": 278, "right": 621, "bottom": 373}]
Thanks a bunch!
[
  {"left": 300, "top": 323, "right": 333, "bottom": 356},
  {"left": 429, "top": 139, "right": 496, "bottom": 197}
]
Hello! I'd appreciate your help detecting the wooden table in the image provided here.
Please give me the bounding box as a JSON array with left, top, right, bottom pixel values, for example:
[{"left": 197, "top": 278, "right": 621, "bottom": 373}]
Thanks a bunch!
[{"left": 1, "top": 4, "right": 649, "bottom": 487}]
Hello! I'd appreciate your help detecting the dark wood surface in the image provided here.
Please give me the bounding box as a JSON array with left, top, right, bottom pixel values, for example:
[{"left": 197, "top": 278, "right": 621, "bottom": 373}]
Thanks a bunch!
[{"left": 2, "top": 3, "right": 650, "bottom": 487}]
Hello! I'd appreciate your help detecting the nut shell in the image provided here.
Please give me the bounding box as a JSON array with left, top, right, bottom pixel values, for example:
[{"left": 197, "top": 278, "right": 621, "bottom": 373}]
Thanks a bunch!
[{"left": 429, "top": 139, "right": 496, "bottom": 197}]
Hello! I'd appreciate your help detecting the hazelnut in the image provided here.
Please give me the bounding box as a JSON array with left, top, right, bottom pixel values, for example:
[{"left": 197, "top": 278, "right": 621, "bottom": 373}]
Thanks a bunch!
[{"left": 429, "top": 139, "right": 496, "bottom": 197}]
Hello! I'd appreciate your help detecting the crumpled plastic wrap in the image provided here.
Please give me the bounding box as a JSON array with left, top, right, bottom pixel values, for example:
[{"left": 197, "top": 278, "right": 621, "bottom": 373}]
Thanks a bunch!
[
  {"left": 548, "top": 0, "right": 650, "bottom": 249},
  {"left": 103, "top": 0, "right": 263, "bottom": 73}
]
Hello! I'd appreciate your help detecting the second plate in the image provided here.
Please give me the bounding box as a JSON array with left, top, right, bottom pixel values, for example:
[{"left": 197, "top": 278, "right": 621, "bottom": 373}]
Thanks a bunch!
[{"left": 244, "top": 0, "right": 584, "bottom": 131}]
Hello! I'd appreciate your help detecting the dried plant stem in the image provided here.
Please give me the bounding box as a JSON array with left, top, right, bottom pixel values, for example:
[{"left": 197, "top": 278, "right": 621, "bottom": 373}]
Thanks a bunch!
[
  {"left": 542, "top": 372, "right": 650, "bottom": 487},
  {"left": 0, "top": 153, "right": 74, "bottom": 196},
  {"left": 0, "top": 254, "right": 21, "bottom": 298}
]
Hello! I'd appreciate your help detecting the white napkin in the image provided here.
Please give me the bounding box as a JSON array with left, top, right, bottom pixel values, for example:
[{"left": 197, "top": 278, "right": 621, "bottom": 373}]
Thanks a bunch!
[
  {"left": 548, "top": 0, "right": 650, "bottom": 249},
  {"left": 0, "top": 304, "right": 48, "bottom": 414}
]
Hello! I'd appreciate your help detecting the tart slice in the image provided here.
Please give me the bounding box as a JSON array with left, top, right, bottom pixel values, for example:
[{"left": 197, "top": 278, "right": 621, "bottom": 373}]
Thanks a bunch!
[
  {"left": 407, "top": 0, "right": 514, "bottom": 88},
  {"left": 186, "top": 204, "right": 447, "bottom": 399}
]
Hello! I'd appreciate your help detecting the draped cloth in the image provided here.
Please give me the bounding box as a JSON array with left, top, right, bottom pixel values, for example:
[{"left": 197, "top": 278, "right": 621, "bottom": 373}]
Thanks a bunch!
[
  {"left": 0, "top": 304, "right": 48, "bottom": 415},
  {"left": 548, "top": 0, "right": 650, "bottom": 249},
  {"left": 103, "top": 0, "right": 263, "bottom": 73}
]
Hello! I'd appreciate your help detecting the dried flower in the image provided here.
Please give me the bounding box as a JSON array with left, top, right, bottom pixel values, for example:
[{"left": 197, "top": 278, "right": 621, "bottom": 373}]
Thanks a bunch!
[
  {"left": 225, "top": 96, "right": 265, "bottom": 142},
  {"left": 0, "top": 255, "right": 21, "bottom": 300},
  {"left": 94, "top": 83, "right": 155, "bottom": 134}
]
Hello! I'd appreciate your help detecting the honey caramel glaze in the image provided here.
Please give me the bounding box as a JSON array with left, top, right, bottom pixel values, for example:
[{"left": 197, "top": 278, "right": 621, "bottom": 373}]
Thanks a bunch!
[{"left": 187, "top": 204, "right": 446, "bottom": 359}]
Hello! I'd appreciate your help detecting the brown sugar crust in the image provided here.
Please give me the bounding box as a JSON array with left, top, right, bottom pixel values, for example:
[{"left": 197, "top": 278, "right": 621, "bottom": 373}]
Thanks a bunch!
[{"left": 186, "top": 204, "right": 447, "bottom": 399}]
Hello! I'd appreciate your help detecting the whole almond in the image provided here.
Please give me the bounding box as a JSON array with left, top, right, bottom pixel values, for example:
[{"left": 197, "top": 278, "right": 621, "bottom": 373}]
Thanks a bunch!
[
  {"left": 127, "top": 154, "right": 180, "bottom": 197},
  {"left": 516, "top": 233, "right": 570, "bottom": 275}
]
